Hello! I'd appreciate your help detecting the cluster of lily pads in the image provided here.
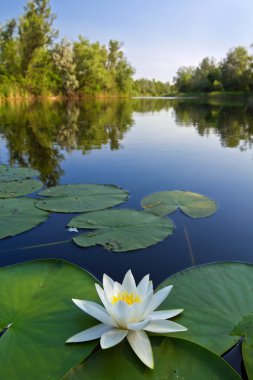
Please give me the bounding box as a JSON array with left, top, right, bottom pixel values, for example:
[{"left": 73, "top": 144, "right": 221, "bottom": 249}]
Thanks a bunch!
[
  {"left": 0, "top": 165, "right": 217, "bottom": 252},
  {"left": 0, "top": 259, "right": 251, "bottom": 379},
  {"left": 0, "top": 165, "right": 252, "bottom": 379}
]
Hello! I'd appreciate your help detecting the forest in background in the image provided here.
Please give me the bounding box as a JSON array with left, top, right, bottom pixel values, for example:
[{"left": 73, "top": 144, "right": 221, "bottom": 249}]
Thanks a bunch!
[{"left": 0, "top": 0, "right": 253, "bottom": 99}]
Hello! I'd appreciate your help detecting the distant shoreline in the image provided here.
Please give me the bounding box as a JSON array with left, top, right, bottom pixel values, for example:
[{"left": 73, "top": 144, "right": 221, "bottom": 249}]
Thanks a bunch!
[{"left": 0, "top": 91, "right": 253, "bottom": 103}]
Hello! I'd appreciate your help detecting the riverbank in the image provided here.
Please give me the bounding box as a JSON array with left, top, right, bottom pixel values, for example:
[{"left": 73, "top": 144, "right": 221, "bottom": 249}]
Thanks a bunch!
[{"left": 168, "top": 91, "right": 253, "bottom": 99}]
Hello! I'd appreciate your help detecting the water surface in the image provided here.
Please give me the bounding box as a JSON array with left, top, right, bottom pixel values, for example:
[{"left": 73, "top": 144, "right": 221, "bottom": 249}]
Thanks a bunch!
[{"left": 0, "top": 97, "right": 253, "bottom": 288}]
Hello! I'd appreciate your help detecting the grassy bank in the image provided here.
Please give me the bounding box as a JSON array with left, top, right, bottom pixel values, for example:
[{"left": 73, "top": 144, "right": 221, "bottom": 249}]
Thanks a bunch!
[{"left": 168, "top": 91, "right": 252, "bottom": 99}]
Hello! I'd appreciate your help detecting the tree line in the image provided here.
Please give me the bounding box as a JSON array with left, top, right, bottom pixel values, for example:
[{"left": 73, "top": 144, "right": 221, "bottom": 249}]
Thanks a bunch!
[
  {"left": 173, "top": 46, "right": 253, "bottom": 94},
  {"left": 1, "top": 0, "right": 253, "bottom": 98},
  {"left": 0, "top": 0, "right": 139, "bottom": 98}
]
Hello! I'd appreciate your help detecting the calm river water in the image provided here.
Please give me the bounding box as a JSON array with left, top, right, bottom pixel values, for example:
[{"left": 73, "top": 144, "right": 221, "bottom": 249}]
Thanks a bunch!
[{"left": 0, "top": 97, "right": 253, "bottom": 289}]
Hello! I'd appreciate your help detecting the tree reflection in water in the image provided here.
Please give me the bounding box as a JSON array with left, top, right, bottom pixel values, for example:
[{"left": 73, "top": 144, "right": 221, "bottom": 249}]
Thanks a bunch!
[{"left": 0, "top": 97, "right": 253, "bottom": 186}]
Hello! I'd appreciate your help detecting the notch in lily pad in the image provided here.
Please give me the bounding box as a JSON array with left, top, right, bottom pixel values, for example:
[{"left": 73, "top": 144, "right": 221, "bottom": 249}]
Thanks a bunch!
[
  {"left": 141, "top": 190, "right": 217, "bottom": 218},
  {"left": 68, "top": 209, "right": 174, "bottom": 252},
  {"left": 157, "top": 262, "right": 253, "bottom": 378},
  {"left": 35, "top": 184, "right": 129, "bottom": 213},
  {"left": 231, "top": 313, "right": 253, "bottom": 380}
]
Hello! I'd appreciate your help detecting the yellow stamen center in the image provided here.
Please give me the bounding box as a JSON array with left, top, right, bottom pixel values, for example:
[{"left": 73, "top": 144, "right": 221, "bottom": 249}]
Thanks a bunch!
[{"left": 111, "top": 291, "right": 141, "bottom": 305}]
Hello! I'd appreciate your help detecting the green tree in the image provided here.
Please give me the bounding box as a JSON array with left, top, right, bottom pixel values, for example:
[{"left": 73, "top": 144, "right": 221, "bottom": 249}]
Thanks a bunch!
[
  {"left": 191, "top": 57, "right": 221, "bottom": 92},
  {"left": 19, "top": 0, "right": 58, "bottom": 73},
  {"left": 73, "top": 37, "right": 109, "bottom": 94},
  {"left": 0, "top": 19, "right": 21, "bottom": 78},
  {"left": 221, "top": 47, "right": 252, "bottom": 91},
  {"left": 25, "top": 47, "right": 60, "bottom": 95},
  {"left": 173, "top": 66, "right": 195, "bottom": 93}
]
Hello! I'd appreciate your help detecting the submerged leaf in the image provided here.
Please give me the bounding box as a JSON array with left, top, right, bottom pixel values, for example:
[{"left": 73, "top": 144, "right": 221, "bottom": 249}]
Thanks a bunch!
[
  {"left": 157, "top": 262, "right": 253, "bottom": 357},
  {"left": 0, "top": 198, "right": 49, "bottom": 239},
  {"left": 63, "top": 337, "right": 241, "bottom": 380},
  {"left": 0, "top": 165, "right": 39, "bottom": 182},
  {"left": 0, "top": 260, "right": 99, "bottom": 380},
  {"left": 35, "top": 184, "right": 129, "bottom": 213},
  {"left": 68, "top": 209, "right": 174, "bottom": 252},
  {"left": 0, "top": 179, "right": 43, "bottom": 198},
  {"left": 141, "top": 190, "right": 217, "bottom": 218}
]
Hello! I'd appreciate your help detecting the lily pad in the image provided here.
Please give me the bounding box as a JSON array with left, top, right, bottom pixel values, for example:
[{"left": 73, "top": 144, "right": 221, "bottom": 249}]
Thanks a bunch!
[
  {"left": 0, "top": 179, "right": 43, "bottom": 198},
  {"left": 63, "top": 337, "right": 241, "bottom": 380},
  {"left": 231, "top": 313, "right": 253, "bottom": 380},
  {"left": 0, "top": 260, "right": 99, "bottom": 380},
  {"left": 157, "top": 262, "right": 253, "bottom": 356},
  {"left": 0, "top": 165, "right": 39, "bottom": 182},
  {"left": 35, "top": 184, "right": 129, "bottom": 213},
  {"left": 68, "top": 209, "right": 174, "bottom": 252},
  {"left": 141, "top": 190, "right": 217, "bottom": 218},
  {"left": 0, "top": 198, "right": 49, "bottom": 239}
]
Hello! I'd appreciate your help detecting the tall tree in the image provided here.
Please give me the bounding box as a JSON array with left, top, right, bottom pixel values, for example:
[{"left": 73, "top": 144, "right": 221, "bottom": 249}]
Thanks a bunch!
[
  {"left": 221, "top": 47, "right": 252, "bottom": 91},
  {"left": 18, "top": 0, "right": 58, "bottom": 73},
  {"left": 73, "top": 37, "right": 108, "bottom": 94},
  {"left": 53, "top": 39, "right": 79, "bottom": 96},
  {"left": 0, "top": 19, "right": 21, "bottom": 78}
]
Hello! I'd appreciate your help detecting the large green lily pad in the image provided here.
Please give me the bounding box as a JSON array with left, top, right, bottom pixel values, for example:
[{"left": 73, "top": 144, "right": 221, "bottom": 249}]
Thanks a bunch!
[
  {"left": 157, "top": 262, "right": 253, "bottom": 356},
  {"left": 63, "top": 337, "right": 241, "bottom": 380},
  {"left": 35, "top": 184, "right": 129, "bottom": 213},
  {"left": 0, "top": 179, "right": 43, "bottom": 198},
  {"left": 0, "top": 165, "right": 39, "bottom": 182},
  {"left": 0, "top": 198, "right": 49, "bottom": 239},
  {"left": 231, "top": 313, "right": 253, "bottom": 380},
  {"left": 141, "top": 190, "right": 217, "bottom": 218},
  {"left": 0, "top": 260, "right": 99, "bottom": 380},
  {"left": 69, "top": 209, "right": 174, "bottom": 252}
]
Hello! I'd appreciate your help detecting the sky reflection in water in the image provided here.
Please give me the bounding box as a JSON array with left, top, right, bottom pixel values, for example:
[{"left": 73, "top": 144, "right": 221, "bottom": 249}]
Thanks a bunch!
[{"left": 0, "top": 97, "right": 253, "bottom": 288}]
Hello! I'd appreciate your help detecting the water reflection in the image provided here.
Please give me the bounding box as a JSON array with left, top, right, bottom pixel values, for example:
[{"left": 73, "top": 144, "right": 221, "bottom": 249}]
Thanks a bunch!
[
  {"left": 1, "top": 97, "right": 253, "bottom": 185},
  {"left": 0, "top": 100, "right": 134, "bottom": 185},
  {"left": 172, "top": 99, "right": 253, "bottom": 150}
]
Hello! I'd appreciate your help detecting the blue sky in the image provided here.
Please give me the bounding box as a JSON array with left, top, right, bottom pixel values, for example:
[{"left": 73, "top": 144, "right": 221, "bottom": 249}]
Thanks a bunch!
[{"left": 1, "top": 0, "right": 253, "bottom": 81}]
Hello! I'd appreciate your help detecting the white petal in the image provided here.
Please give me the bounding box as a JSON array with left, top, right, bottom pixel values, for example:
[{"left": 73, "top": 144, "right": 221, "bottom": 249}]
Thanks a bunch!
[
  {"left": 95, "top": 284, "right": 113, "bottom": 313},
  {"left": 95, "top": 283, "right": 106, "bottom": 305},
  {"left": 66, "top": 323, "right": 112, "bottom": 343},
  {"left": 113, "top": 281, "right": 123, "bottom": 296},
  {"left": 100, "top": 328, "right": 127, "bottom": 349},
  {"left": 127, "top": 330, "right": 154, "bottom": 369},
  {"left": 103, "top": 274, "right": 114, "bottom": 299},
  {"left": 147, "top": 281, "right": 153, "bottom": 294},
  {"left": 143, "top": 285, "right": 173, "bottom": 317},
  {"left": 111, "top": 300, "right": 134, "bottom": 328},
  {"left": 144, "top": 319, "right": 187, "bottom": 333},
  {"left": 122, "top": 270, "right": 136, "bottom": 293},
  {"left": 137, "top": 274, "right": 150, "bottom": 295},
  {"left": 127, "top": 318, "right": 151, "bottom": 331},
  {"left": 72, "top": 299, "right": 117, "bottom": 327},
  {"left": 150, "top": 309, "right": 184, "bottom": 320},
  {"left": 134, "top": 291, "right": 153, "bottom": 321}
]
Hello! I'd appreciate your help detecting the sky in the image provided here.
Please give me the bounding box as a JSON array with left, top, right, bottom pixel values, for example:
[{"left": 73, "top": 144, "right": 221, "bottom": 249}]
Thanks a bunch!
[{"left": 1, "top": 0, "right": 253, "bottom": 81}]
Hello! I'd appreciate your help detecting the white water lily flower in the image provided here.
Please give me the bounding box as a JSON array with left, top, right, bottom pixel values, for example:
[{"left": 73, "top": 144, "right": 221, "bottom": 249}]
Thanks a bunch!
[{"left": 66, "top": 270, "right": 187, "bottom": 369}]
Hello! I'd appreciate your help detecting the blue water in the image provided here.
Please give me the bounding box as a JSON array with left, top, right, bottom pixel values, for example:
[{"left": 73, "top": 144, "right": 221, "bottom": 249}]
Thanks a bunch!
[{"left": 0, "top": 98, "right": 253, "bottom": 289}]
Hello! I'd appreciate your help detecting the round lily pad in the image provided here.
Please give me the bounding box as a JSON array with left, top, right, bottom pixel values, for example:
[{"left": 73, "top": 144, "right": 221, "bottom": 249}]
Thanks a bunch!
[
  {"left": 0, "top": 179, "right": 43, "bottom": 198},
  {"left": 63, "top": 337, "right": 240, "bottom": 380},
  {"left": 68, "top": 209, "right": 174, "bottom": 252},
  {"left": 141, "top": 190, "right": 217, "bottom": 218},
  {"left": 35, "top": 184, "right": 129, "bottom": 213},
  {"left": 0, "top": 165, "right": 39, "bottom": 182},
  {"left": 157, "top": 262, "right": 253, "bottom": 356},
  {"left": 0, "top": 260, "right": 99, "bottom": 380},
  {"left": 0, "top": 198, "right": 49, "bottom": 239}
]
